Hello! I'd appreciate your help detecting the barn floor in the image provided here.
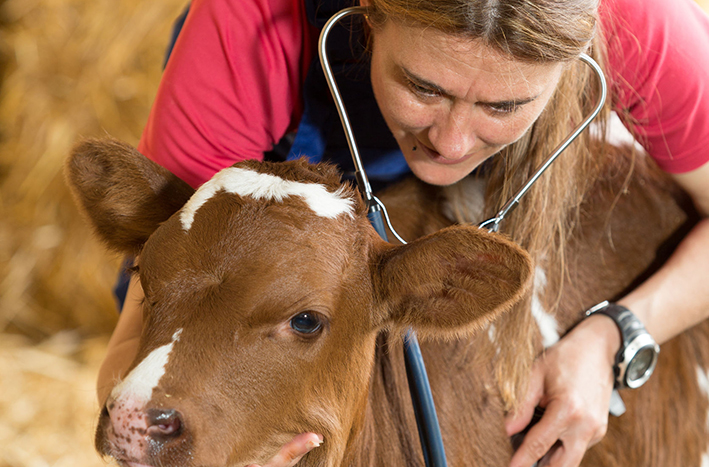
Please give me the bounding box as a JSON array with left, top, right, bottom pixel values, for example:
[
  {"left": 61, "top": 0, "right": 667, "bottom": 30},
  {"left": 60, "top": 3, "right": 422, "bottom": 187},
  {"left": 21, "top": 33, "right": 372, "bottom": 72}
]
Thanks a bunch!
[{"left": 0, "top": 333, "right": 109, "bottom": 466}]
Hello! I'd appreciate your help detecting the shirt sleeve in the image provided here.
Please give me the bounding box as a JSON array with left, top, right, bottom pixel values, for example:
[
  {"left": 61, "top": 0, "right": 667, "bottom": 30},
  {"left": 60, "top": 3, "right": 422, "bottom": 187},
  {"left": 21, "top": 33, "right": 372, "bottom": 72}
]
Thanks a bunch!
[
  {"left": 600, "top": 0, "right": 709, "bottom": 173},
  {"left": 138, "top": 0, "right": 314, "bottom": 188}
]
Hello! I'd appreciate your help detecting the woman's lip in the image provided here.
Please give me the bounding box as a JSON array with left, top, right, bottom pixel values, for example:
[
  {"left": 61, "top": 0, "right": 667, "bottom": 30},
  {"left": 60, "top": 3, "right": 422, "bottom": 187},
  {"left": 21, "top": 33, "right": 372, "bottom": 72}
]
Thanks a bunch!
[{"left": 415, "top": 140, "right": 474, "bottom": 166}]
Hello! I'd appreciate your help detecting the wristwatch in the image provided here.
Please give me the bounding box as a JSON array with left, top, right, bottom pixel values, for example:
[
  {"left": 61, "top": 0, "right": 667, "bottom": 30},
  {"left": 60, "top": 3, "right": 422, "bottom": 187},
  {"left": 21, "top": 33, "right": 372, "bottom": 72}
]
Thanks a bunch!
[{"left": 585, "top": 301, "right": 660, "bottom": 389}]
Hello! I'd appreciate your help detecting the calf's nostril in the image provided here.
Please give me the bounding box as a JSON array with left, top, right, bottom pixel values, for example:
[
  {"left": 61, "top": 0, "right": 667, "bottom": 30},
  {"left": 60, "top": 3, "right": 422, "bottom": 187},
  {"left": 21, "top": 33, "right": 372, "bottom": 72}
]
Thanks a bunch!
[{"left": 146, "top": 408, "right": 183, "bottom": 438}]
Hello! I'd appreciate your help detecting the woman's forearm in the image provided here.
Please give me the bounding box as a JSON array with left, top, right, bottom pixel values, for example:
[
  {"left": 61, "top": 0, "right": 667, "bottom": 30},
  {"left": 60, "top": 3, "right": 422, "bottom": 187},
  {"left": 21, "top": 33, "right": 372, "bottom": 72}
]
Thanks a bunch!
[
  {"left": 97, "top": 274, "right": 144, "bottom": 406},
  {"left": 618, "top": 217, "right": 709, "bottom": 345}
]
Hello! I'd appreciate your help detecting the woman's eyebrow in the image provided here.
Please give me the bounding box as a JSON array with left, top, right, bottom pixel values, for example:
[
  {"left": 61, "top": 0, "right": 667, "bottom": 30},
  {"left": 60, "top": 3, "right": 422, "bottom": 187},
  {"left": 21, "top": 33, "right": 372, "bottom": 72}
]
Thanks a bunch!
[{"left": 402, "top": 66, "right": 541, "bottom": 106}]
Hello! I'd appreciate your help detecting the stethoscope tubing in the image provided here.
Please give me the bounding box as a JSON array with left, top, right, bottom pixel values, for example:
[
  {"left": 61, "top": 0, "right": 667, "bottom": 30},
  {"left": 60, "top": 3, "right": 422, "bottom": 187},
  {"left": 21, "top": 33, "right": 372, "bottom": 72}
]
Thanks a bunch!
[{"left": 319, "top": 7, "right": 607, "bottom": 466}]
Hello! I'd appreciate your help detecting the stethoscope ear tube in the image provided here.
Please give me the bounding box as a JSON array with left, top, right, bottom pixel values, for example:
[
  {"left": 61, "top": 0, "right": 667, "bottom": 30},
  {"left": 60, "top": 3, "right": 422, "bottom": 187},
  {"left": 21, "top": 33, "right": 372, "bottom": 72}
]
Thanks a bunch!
[
  {"left": 319, "top": 7, "right": 606, "bottom": 466},
  {"left": 320, "top": 7, "right": 448, "bottom": 466},
  {"left": 478, "top": 53, "right": 607, "bottom": 232}
]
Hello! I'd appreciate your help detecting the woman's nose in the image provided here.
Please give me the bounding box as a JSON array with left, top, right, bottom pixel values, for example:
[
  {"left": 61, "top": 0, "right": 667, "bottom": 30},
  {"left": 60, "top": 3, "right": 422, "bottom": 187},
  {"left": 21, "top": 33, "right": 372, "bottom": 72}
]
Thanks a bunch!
[{"left": 427, "top": 105, "right": 476, "bottom": 160}]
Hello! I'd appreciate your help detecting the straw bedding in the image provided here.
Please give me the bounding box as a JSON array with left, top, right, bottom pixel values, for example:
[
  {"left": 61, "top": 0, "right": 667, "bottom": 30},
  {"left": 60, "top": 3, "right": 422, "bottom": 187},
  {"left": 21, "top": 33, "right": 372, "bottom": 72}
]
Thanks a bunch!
[
  {"left": 0, "top": 0, "right": 184, "bottom": 464},
  {"left": 0, "top": 0, "right": 707, "bottom": 465}
]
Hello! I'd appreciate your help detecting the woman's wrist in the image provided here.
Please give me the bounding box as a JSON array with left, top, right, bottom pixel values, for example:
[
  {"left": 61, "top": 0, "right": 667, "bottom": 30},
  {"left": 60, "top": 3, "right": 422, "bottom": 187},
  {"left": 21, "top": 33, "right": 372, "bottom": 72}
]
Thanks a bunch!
[{"left": 572, "top": 313, "right": 622, "bottom": 368}]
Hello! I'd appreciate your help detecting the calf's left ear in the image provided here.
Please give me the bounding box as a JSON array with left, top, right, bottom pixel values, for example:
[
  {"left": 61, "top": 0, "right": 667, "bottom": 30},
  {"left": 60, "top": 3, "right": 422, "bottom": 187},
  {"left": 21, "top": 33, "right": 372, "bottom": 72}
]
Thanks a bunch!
[
  {"left": 65, "top": 137, "right": 195, "bottom": 255},
  {"left": 372, "top": 226, "right": 533, "bottom": 338}
]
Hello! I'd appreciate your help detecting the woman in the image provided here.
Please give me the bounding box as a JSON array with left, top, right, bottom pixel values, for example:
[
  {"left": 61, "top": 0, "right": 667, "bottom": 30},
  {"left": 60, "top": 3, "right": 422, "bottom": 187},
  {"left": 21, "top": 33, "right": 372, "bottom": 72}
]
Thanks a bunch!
[{"left": 99, "top": 0, "right": 709, "bottom": 465}]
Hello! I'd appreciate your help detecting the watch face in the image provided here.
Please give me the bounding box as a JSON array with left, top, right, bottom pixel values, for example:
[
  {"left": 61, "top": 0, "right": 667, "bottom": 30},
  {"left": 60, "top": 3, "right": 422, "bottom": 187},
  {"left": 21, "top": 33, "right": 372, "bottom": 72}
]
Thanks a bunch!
[{"left": 627, "top": 347, "right": 656, "bottom": 382}]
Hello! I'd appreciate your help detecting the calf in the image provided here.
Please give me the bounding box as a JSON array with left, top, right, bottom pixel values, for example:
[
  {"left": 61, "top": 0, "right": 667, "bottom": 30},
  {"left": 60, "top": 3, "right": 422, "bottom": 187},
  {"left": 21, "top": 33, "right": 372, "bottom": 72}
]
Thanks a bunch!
[
  {"left": 67, "top": 137, "right": 707, "bottom": 467},
  {"left": 66, "top": 138, "right": 532, "bottom": 466}
]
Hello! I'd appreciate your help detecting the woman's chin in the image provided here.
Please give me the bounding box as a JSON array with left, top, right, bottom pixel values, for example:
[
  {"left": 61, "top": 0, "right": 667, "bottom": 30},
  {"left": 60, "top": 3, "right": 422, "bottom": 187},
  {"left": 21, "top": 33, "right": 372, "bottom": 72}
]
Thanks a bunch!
[{"left": 407, "top": 161, "right": 473, "bottom": 186}]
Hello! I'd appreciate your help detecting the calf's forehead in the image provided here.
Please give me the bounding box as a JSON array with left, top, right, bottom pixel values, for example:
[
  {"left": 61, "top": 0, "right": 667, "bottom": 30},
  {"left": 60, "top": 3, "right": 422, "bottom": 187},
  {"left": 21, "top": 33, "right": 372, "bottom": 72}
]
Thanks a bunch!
[
  {"left": 138, "top": 165, "right": 372, "bottom": 320},
  {"left": 179, "top": 166, "right": 356, "bottom": 230}
]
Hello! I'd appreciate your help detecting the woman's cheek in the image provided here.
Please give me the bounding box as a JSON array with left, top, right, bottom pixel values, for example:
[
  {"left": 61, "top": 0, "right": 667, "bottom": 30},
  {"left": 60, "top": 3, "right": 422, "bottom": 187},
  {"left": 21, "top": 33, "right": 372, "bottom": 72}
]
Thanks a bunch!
[{"left": 383, "top": 93, "right": 433, "bottom": 131}]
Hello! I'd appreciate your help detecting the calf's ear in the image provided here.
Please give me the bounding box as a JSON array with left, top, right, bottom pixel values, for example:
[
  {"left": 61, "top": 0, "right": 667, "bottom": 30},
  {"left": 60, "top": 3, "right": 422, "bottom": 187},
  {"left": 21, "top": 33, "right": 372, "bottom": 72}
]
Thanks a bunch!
[
  {"left": 372, "top": 226, "right": 533, "bottom": 338},
  {"left": 65, "top": 137, "right": 195, "bottom": 255}
]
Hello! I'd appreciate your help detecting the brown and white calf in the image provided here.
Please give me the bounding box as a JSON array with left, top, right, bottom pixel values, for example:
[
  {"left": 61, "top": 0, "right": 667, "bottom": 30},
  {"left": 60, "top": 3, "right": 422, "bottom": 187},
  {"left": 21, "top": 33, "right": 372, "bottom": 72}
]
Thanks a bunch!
[
  {"left": 66, "top": 138, "right": 708, "bottom": 467},
  {"left": 66, "top": 138, "right": 532, "bottom": 466}
]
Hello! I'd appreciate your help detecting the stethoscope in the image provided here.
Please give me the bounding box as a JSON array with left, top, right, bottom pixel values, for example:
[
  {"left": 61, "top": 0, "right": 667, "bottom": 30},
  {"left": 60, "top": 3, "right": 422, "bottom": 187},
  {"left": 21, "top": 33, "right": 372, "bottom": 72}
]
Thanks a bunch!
[{"left": 319, "top": 7, "right": 607, "bottom": 466}]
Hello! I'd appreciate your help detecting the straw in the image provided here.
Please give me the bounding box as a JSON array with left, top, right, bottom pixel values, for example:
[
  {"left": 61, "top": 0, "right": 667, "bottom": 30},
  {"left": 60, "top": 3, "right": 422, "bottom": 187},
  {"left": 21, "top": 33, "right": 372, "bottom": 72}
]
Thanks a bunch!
[{"left": 0, "top": 0, "right": 185, "bottom": 464}]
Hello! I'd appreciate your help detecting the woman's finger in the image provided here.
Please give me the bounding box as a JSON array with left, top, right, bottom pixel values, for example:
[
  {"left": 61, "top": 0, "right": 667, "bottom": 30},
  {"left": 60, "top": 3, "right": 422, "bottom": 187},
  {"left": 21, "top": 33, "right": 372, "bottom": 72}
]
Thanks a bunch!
[
  {"left": 509, "top": 401, "right": 567, "bottom": 467},
  {"left": 247, "top": 433, "right": 323, "bottom": 467},
  {"left": 546, "top": 436, "right": 588, "bottom": 467}
]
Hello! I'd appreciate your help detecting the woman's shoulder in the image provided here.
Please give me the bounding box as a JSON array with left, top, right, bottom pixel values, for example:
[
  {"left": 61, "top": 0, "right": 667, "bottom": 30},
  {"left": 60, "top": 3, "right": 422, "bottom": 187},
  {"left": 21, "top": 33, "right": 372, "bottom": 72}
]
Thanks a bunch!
[{"left": 598, "top": 0, "right": 709, "bottom": 174}]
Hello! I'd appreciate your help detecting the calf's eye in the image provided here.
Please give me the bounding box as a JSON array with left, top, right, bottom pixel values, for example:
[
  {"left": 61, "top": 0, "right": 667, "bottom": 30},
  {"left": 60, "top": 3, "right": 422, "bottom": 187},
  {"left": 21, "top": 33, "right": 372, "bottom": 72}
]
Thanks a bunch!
[{"left": 290, "top": 312, "right": 322, "bottom": 334}]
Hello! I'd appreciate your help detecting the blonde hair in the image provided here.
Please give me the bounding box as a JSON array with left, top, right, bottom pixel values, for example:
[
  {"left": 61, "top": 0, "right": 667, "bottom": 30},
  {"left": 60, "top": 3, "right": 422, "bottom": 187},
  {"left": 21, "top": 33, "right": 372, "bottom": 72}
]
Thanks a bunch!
[{"left": 366, "top": 0, "right": 613, "bottom": 409}]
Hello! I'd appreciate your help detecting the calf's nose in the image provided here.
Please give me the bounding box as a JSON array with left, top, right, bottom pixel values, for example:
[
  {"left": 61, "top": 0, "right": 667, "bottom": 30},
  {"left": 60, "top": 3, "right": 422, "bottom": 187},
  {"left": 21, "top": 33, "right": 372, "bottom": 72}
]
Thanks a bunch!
[
  {"left": 100, "top": 401, "right": 188, "bottom": 462},
  {"left": 146, "top": 408, "right": 183, "bottom": 440}
]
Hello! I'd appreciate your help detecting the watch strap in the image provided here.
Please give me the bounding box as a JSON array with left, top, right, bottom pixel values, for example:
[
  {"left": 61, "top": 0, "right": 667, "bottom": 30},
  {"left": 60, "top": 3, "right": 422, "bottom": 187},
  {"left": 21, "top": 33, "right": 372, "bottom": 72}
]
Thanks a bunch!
[{"left": 585, "top": 301, "right": 658, "bottom": 389}]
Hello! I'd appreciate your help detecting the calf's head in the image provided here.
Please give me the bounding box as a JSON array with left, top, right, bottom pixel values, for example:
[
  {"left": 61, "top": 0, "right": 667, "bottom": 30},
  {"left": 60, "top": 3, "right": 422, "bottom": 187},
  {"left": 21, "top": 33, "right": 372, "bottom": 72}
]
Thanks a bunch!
[{"left": 66, "top": 138, "right": 532, "bottom": 467}]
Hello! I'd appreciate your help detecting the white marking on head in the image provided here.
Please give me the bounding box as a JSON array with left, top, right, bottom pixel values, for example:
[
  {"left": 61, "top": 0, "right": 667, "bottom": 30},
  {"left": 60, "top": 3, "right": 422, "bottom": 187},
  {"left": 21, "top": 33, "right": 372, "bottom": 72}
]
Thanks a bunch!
[
  {"left": 109, "top": 329, "right": 183, "bottom": 406},
  {"left": 530, "top": 266, "right": 559, "bottom": 348},
  {"left": 180, "top": 167, "right": 354, "bottom": 230}
]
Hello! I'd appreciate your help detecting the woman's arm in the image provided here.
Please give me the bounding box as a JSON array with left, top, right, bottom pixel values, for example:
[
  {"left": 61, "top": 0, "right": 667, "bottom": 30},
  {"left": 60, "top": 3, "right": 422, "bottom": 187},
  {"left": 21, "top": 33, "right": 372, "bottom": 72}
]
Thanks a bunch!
[
  {"left": 506, "top": 161, "right": 709, "bottom": 467},
  {"left": 623, "top": 163, "right": 709, "bottom": 342},
  {"left": 97, "top": 274, "right": 143, "bottom": 406},
  {"left": 138, "top": 0, "right": 314, "bottom": 188},
  {"left": 506, "top": 0, "right": 709, "bottom": 464}
]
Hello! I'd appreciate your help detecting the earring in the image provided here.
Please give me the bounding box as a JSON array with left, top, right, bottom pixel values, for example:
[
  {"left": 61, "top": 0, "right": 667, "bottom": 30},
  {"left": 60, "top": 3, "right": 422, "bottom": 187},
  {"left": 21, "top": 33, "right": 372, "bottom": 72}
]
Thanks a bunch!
[{"left": 412, "top": 145, "right": 418, "bottom": 151}]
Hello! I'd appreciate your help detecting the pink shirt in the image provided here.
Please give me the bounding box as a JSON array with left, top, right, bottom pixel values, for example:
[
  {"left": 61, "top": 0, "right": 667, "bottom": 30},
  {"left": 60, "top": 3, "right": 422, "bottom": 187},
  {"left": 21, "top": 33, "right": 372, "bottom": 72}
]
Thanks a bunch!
[
  {"left": 139, "top": 0, "right": 709, "bottom": 188},
  {"left": 600, "top": 0, "right": 709, "bottom": 174}
]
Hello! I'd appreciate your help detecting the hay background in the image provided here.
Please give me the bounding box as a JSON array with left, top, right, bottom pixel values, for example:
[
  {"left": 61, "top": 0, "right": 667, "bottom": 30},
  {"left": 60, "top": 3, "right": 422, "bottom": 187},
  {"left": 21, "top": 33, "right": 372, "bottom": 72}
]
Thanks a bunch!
[
  {"left": 0, "top": 0, "right": 708, "bottom": 465},
  {"left": 0, "top": 0, "right": 186, "bottom": 464}
]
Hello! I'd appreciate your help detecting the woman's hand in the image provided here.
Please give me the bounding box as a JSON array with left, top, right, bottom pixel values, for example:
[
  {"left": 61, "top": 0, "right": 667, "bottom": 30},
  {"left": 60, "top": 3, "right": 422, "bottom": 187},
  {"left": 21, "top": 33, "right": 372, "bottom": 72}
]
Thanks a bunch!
[
  {"left": 245, "top": 433, "right": 323, "bottom": 467},
  {"left": 505, "top": 315, "right": 621, "bottom": 467}
]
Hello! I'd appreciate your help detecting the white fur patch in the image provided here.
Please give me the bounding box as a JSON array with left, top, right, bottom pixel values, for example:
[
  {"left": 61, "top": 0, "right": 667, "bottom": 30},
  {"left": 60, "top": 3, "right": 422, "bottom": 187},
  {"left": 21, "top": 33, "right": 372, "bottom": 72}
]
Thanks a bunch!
[
  {"left": 530, "top": 266, "right": 560, "bottom": 348},
  {"left": 110, "top": 329, "right": 183, "bottom": 405},
  {"left": 696, "top": 366, "right": 709, "bottom": 467},
  {"left": 698, "top": 366, "right": 709, "bottom": 398},
  {"left": 180, "top": 167, "right": 354, "bottom": 230},
  {"left": 487, "top": 323, "right": 496, "bottom": 342},
  {"left": 698, "top": 366, "right": 709, "bottom": 430}
]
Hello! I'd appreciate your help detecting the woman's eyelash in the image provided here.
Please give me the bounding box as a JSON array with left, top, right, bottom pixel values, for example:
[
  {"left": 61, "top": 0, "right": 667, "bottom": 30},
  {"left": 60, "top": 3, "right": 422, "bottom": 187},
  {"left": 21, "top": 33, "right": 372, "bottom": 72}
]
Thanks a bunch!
[
  {"left": 404, "top": 77, "right": 440, "bottom": 97},
  {"left": 487, "top": 102, "right": 520, "bottom": 114}
]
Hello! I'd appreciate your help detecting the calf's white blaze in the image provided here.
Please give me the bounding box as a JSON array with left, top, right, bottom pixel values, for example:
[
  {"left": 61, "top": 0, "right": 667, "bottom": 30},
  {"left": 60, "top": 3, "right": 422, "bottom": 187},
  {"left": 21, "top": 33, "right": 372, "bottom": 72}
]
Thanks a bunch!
[
  {"left": 530, "top": 266, "right": 560, "bottom": 348},
  {"left": 181, "top": 167, "right": 354, "bottom": 230},
  {"left": 110, "top": 329, "right": 183, "bottom": 405}
]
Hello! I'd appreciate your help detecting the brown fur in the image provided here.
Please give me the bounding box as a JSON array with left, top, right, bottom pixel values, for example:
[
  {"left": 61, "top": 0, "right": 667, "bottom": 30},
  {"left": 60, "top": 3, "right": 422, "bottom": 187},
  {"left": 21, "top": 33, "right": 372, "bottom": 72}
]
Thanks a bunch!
[
  {"left": 68, "top": 137, "right": 707, "bottom": 466},
  {"left": 67, "top": 138, "right": 532, "bottom": 467}
]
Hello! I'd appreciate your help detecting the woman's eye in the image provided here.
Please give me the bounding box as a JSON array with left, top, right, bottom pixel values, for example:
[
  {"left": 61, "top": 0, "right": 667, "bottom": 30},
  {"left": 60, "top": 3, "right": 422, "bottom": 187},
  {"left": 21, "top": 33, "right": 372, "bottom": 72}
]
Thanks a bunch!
[
  {"left": 405, "top": 77, "right": 440, "bottom": 98},
  {"left": 290, "top": 312, "right": 323, "bottom": 334},
  {"left": 487, "top": 102, "right": 519, "bottom": 115}
]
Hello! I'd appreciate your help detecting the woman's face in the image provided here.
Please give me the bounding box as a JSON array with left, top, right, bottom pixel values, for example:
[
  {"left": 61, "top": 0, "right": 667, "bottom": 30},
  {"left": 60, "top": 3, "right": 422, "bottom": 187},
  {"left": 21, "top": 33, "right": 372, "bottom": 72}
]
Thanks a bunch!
[{"left": 369, "top": 20, "right": 564, "bottom": 186}]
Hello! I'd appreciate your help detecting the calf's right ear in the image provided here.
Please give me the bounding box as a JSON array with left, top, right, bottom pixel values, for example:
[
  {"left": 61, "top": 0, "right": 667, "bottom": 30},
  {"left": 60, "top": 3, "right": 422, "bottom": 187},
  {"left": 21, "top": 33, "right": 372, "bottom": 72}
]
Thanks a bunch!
[
  {"left": 65, "top": 137, "right": 195, "bottom": 255},
  {"left": 372, "top": 226, "right": 533, "bottom": 339}
]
